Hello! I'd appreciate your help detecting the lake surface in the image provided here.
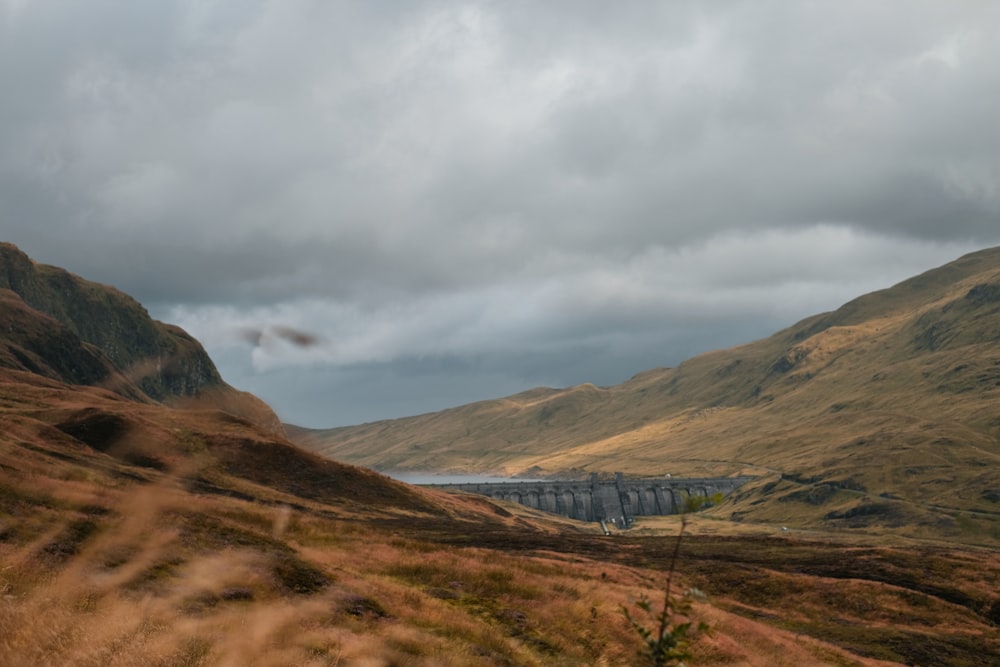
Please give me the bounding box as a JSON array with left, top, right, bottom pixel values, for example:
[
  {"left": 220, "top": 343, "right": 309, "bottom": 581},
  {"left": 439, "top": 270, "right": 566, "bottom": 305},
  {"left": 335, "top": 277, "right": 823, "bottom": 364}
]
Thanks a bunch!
[{"left": 385, "top": 472, "right": 544, "bottom": 485}]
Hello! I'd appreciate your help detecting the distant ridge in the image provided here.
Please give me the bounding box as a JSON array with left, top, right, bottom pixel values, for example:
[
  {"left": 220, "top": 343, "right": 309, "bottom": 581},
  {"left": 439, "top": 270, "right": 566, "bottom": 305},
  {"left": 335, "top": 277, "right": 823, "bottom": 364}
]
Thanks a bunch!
[{"left": 293, "top": 246, "right": 1000, "bottom": 543}]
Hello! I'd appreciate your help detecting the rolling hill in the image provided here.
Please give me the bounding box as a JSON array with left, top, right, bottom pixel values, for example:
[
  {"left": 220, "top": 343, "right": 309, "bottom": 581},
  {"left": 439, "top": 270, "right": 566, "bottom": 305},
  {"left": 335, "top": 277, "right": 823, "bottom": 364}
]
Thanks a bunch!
[
  {"left": 3, "top": 242, "right": 999, "bottom": 665},
  {"left": 293, "top": 247, "right": 1000, "bottom": 545}
]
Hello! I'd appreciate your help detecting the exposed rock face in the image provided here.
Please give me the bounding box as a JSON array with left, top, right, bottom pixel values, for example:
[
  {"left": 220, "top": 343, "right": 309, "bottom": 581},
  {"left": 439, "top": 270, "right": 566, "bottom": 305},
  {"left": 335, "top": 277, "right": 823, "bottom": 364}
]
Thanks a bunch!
[
  {"left": 0, "top": 242, "right": 283, "bottom": 434},
  {"left": 0, "top": 242, "right": 223, "bottom": 400},
  {"left": 0, "top": 287, "right": 119, "bottom": 390},
  {"left": 966, "top": 282, "right": 1000, "bottom": 305}
]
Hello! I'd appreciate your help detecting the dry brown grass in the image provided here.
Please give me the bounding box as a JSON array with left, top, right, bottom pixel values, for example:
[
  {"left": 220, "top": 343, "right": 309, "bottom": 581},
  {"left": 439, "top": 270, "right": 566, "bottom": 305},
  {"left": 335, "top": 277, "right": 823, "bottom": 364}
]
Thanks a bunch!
[
  {"left": 3, "top": 366, "right": 1000, "bottom": 665},
  {"left": 7, "top": 242, "right": 1000, "bottom": 664}
]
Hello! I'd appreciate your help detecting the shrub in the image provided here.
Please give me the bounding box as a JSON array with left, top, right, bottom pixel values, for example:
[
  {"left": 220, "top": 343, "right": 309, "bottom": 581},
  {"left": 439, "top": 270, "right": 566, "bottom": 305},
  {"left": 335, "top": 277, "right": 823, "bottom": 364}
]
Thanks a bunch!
[{"left": 621, "top": 494, "right": 720, "bottom": 666}]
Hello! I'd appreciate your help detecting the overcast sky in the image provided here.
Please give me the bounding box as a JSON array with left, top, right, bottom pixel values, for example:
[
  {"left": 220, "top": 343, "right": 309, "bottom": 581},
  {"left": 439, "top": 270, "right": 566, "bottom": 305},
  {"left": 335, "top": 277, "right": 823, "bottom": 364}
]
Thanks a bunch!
[{"left": 3, "top": 1, "right": 999, "bottom": 427}]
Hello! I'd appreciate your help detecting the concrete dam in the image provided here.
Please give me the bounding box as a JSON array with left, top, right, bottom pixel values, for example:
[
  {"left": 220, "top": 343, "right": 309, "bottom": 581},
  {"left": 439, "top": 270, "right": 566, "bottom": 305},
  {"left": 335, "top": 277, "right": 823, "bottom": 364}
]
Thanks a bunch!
[{"left": 425, "top": 473, "right": 753, "bottom": 526}]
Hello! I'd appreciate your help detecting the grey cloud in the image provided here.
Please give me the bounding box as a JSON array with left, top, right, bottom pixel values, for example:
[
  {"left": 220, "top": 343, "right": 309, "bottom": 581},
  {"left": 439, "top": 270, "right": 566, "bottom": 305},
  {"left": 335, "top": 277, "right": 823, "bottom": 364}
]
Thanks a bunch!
[{"left": 3, "top": 1, "right": 1000, "bottom": 425}]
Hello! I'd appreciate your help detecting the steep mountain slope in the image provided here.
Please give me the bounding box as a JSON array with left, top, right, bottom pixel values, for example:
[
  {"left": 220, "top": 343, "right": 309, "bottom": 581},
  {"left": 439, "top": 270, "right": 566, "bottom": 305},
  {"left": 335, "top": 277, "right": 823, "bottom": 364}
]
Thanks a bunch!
[
  {"left": 294, "top": 247, "right": 1000, "bottom": 543},
  {"left": 0, "top": 242, "right": 280, "bottom": 433},
  {"left": 3, "top": 243, "right": 999, "bottom": 665}
]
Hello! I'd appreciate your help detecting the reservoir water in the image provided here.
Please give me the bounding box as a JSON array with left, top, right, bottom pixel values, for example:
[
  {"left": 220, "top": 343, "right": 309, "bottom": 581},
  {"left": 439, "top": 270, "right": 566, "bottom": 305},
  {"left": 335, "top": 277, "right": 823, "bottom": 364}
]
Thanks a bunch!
[{"left": 385, "top": 472, "right": 544, "bottom": 485}]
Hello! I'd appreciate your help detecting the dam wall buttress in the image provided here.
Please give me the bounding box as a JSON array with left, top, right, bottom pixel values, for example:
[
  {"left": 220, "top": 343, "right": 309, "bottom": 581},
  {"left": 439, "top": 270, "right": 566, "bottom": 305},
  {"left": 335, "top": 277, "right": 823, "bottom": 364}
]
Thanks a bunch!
[{"left": 425, "top": 473, "right": 753, "bottom": 525}]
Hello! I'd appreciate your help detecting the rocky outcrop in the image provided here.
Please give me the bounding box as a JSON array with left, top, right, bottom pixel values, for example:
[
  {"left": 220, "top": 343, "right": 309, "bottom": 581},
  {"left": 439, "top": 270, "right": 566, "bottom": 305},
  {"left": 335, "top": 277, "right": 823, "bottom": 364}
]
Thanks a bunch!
[
  {"left": 0, "top": 242, "right": 283, "bottom": 435},
  {"left": 0, "top": 242, "right": 225, "bottom": 401},
  {"left": 0, "top": 287, "right": 123, "bottom": 391}
]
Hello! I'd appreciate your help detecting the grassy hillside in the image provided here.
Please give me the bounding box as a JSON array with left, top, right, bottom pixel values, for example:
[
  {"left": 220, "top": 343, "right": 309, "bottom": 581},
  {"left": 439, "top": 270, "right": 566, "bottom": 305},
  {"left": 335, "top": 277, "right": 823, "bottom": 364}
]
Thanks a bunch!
[
  {"left": 3, "top": 242, "right": 1000, "bottom": 664},
  {"left": 4, "top": 366, "right": 1000, "bottom": 666},
  {"left": 294, "top": 247, "right": 1000, "bottom": 544}
]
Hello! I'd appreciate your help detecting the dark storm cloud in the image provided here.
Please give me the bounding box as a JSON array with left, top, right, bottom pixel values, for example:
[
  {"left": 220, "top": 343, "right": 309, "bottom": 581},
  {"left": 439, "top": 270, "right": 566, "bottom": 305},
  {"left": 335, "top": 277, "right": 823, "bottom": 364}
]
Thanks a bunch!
[{"left": 2, "top": 1, "right": 999, "bottom": 425}]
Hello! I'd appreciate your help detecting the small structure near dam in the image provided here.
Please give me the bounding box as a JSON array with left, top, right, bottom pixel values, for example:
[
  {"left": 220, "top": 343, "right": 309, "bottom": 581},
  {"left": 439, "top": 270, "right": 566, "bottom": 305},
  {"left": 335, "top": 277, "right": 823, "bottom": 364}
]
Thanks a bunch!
[{"left": 424, "top": 473, "right": 753, "bottom": 527}]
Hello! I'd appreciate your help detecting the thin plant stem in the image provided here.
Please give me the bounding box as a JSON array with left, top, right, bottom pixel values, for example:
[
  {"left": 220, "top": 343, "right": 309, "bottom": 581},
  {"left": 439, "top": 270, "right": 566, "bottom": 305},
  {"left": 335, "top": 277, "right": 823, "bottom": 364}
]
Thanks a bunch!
[{"left": 656, "top": 513, "right": 688, "bottom": 651}]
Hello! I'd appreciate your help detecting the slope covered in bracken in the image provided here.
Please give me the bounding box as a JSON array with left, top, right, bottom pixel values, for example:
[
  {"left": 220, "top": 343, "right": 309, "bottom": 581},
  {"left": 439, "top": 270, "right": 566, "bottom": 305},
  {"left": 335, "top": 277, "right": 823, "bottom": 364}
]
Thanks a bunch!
[
  {"left": 295, "top": 247, "right": 1000, "bottom": 545},
  {"left": 2, "top": 242, "right": 1000, "bottom": 665},
  {"left": 5, "top": 364, "right": 1000, "bottom": 666}
]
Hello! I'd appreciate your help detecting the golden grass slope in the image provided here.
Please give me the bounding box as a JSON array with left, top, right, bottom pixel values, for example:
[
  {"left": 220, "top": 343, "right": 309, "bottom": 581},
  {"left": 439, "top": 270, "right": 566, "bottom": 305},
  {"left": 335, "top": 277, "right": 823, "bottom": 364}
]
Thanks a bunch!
[
  {"left": 293, "top": 247, "right": 1000, "bottom": 544},
  {"left": 3, "top": 366, "right": 1000, "bottom": 666},
  {"left": 2, "top": 242, "right": 999, "bottom": 664}
]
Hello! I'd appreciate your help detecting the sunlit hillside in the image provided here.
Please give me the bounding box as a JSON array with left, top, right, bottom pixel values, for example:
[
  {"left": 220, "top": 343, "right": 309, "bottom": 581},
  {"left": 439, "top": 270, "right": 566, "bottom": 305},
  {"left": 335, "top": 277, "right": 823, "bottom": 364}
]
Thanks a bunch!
[
  {"left": 294, "top": 247, "right": 1000, "bottom": 545},
  {"left": 3, "top": 243, "right": 1000, "bottom": 665}
]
